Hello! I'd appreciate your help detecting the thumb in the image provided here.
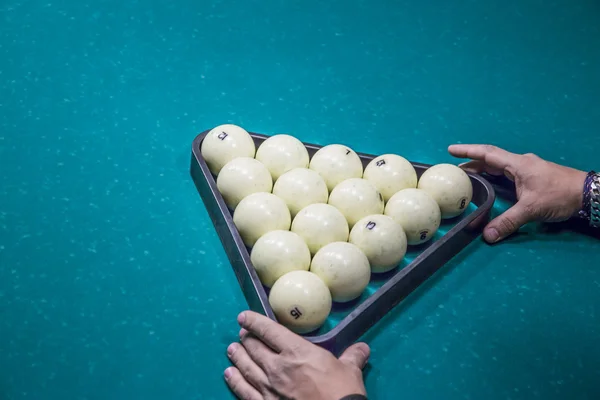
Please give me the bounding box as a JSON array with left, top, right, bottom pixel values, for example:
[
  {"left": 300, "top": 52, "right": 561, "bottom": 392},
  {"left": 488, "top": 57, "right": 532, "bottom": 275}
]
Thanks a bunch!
[
  {"left": 339, "top": 342, "right": 370, "bottom": 369},
  {"left": 484, "top": 202, "right": 534, "bottom": 243}
]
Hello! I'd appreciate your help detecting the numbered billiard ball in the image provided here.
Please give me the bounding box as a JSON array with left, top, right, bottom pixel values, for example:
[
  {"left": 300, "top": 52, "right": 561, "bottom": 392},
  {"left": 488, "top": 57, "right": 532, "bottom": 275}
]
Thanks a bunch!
[
  {"left": 201, "top": 124, "right": 256, "bottom": 175},
  {"left": 255, "top": 134, "right": 310, "bottom": 181},
  {"left": 273, "top": 168, "right": 329, "bottom": 217},
  {"left": 310, "top": 242, "right": 371, "bottom": 303},
  {"left": 309, "top": 144, "right": 363, "bottom": 191},
  {"left": 349, "top": 214, "right": 407, "bottom": 273},
  {"left": 250, "top": 230, "right": 311, "bottom": 287},
  {"left": 417, "top": 163, "right": 473, "bottom": 218},
  {"left": 233, "top": 192, "right": 291, "bottom": 247},
  {"left": 269, "top": 270, "right": 332, "bottom": 334},
  {"left": 217, "top": 157, "right": 273, "bottom": 209},
  {"left": 384, "top": 188, "right": 441, "bottom": 245},
  {"left": 291, "top": 203, "right": 349, "bottom": 255},
  {"left": 363, "top": 154, "right": 417, "bottom": 202},
  {"left": 328, "top": 178, "right": 384, "bottom": 228}
]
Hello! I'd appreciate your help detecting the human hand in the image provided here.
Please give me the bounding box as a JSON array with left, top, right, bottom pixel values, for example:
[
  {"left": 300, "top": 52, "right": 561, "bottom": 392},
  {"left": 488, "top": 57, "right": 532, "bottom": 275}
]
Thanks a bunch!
[
  {"left": 448, "top": 144, "right": 587, "bottom": 243},
  {"left": 224, "top": 311, "right": 369, "bottom": 400}
]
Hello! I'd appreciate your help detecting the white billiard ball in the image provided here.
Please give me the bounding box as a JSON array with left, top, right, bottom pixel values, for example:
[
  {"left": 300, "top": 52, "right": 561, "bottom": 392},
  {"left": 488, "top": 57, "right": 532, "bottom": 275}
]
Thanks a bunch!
[
  {"left": 310, "top": 242, "right": 371, "bottom": 303},
  {"left": 349, "top": 214, "right": 407, "bottom": 273},
  {"left": 269, "top": 270, "right": 332, "bottom": 334},
  {"left": 291, "top": 203, "right": 349, "bottom": 255},
  {"left": 217, "top": 157, "right": 273, "bottom": 209},
  {"left": 363, "top": 154, "right": 418, "bottom": 202},
  {"left": 309, "top": 144, "right": 363, "bottom": 191},
  {"left": 418, "top": 163, "right": 473, "bottom": 218},
  {"left": 273, "top": 168, "right": 328, "bottom": 217},
  {"left": 384, "top": 189, "right": 441, "bottom": 245},
  {"left": 328, "top": 178, "right": 384, "bottom": 228},
  {"left": 233, "top": 193, "right": 291, "bottom": 247},
  {"left": 250, "top": 230, "right": 311, "bottom": 287},
  {"left": 255, "top": 134, "right": 310, "bottom": 181},
  {"left": 201, "top": 124, "right": 256, "bottom": 175}
]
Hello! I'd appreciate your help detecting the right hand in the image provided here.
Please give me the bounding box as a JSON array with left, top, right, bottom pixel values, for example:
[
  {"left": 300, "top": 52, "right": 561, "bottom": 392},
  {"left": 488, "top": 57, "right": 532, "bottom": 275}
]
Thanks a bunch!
[{"left": 449, "top": 144, "right": 587, "bottom": 243}]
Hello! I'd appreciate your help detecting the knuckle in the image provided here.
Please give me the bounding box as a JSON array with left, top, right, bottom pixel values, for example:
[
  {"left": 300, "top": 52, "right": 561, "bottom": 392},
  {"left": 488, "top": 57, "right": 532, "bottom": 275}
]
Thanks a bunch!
[
  {"left": 482, "top": 145, "right": 499, "bottom": 164},
  {"left": 229, "top": 377, "right": 260, "bottom": 400},
  {"left": 522, "top": 152, "right": 540, "bottom": 161},
  {"left": 244, "top": 392, "right": 260, "bottom": 400},
  {"left": 482, "top": 144, "right": 497, "bottom": 153},
  {"left": 257, "top": 324, "right": 271, "bottom": 341},
  {"left": 263, "top": 358, "right": 279, "bottom": 377},
  {"left": 255, "top": 377, "right": 273, "bottom": 395},
  {"left": 236, "top": 360, "right": 254, "bottom": 379},
  {"left": 264, "top": 362, "right": 285, "bottom": 388},
  {"left": 229, "top": 348, "right": 242, "bottom": 364},
  {"left": 498, "top": 216, "right": 519, "bottom": 233},
  {"left": 264, "top": 328, "right": 282, "bottom": 345},
  {"left": 243, "top": 314, "right": 256, "bottom": 331},
  {"left": 284, "top": 341, "right": 304, "bottom": 356},
  {"left": 522, "top": 203, "right": 539, "bottom": 218},
  {"left": 267, "top": 357, "right": 291, "bottom": 377}
]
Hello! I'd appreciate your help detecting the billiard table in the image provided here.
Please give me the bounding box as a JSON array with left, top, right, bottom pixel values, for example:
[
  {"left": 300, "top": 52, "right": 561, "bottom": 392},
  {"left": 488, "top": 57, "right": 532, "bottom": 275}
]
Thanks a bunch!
[{"left": 1, "top": 0, "right": 599, "bottom": 399}]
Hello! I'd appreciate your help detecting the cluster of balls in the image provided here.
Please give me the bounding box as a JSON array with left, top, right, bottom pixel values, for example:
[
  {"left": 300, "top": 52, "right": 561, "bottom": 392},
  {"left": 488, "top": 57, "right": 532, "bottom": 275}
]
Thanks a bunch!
[{"left": 201, "top": 124, "right": 473, "bottom": 334}]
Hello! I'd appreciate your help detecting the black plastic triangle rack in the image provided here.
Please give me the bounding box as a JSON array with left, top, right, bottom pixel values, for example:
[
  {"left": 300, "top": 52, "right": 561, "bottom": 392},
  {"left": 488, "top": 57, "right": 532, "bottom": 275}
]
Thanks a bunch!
[{"left": 190, "top": 130, "right": 495, "bottom": 356}]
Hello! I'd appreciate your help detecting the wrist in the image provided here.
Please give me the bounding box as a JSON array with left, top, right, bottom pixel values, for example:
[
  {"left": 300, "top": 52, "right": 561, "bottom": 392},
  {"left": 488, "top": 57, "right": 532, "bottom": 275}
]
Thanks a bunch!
[{"left": 568, "top": 169, "right": 587, "bottom": 216}]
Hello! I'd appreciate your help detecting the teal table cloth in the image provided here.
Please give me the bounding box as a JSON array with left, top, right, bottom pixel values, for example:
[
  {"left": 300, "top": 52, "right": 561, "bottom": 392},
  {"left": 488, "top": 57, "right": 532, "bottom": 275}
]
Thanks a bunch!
[{"left": 1, "top": 1, "right": 600, "bottom": 399}]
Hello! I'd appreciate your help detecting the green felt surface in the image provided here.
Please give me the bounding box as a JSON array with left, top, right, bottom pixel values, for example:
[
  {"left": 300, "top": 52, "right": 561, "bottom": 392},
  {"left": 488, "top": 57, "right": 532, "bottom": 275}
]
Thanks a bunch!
[{"left": 1, "top": 0, "right": 600, "bottom": 399}]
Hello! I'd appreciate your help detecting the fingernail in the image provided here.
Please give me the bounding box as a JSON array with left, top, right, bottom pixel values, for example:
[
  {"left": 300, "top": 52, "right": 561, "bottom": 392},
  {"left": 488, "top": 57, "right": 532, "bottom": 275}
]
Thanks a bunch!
[
  {"left": 224, "top": 367, "right": 233, "bottom": 379},
  {"left": 485, "top": 228, "right": 500, "bottom": 243},
  {"left": 239, "top": 328, "right": 247, "bottom": 338},
  {"left": 227, "top": 343, "right": 238, "bottom": 356},
  {"left": 237, "top": 312, "right": 246, "bottom": 326}
]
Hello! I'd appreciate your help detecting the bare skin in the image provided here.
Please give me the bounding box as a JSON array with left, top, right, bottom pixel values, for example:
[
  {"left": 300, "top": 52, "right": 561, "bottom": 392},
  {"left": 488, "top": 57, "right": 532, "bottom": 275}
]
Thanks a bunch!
[
  {"left": 449, "top": 144, "right": 587, "bottom": 243},
  {"left": 224, "top": 311, "right": 369, "bottom": 400}
]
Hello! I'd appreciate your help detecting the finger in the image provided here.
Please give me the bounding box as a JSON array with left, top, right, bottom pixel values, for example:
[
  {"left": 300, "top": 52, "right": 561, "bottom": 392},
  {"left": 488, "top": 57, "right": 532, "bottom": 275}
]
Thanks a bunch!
[
  {"left": 224, "top": 367, "right": 263, "bottom": 400},
  {"left": 227, "top": 342, "right": 271, "bottom": 392},
  {"left": 339, "top": 342, "right": 370, "bottom": 369},
  {"left": 240, "top": 333, "right": 278, "bottom": 371},
  {"left": 483, "top": 202, "right": 534, "bottom": 243},
  {"left": 238, "top": 311, "right": 305, "bottom": 353},
  {"left": 458, "top": 160, "right": 504, "bottom": 176},
  {"left": 448, "top": 144, "right": 521, "bottom": 171}
]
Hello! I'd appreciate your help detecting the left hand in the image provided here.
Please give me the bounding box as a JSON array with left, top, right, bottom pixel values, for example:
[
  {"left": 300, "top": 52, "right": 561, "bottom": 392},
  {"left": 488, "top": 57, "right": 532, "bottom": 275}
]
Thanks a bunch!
[{"left": 224, "top": 311, "right": 370, "bottom": 400}]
